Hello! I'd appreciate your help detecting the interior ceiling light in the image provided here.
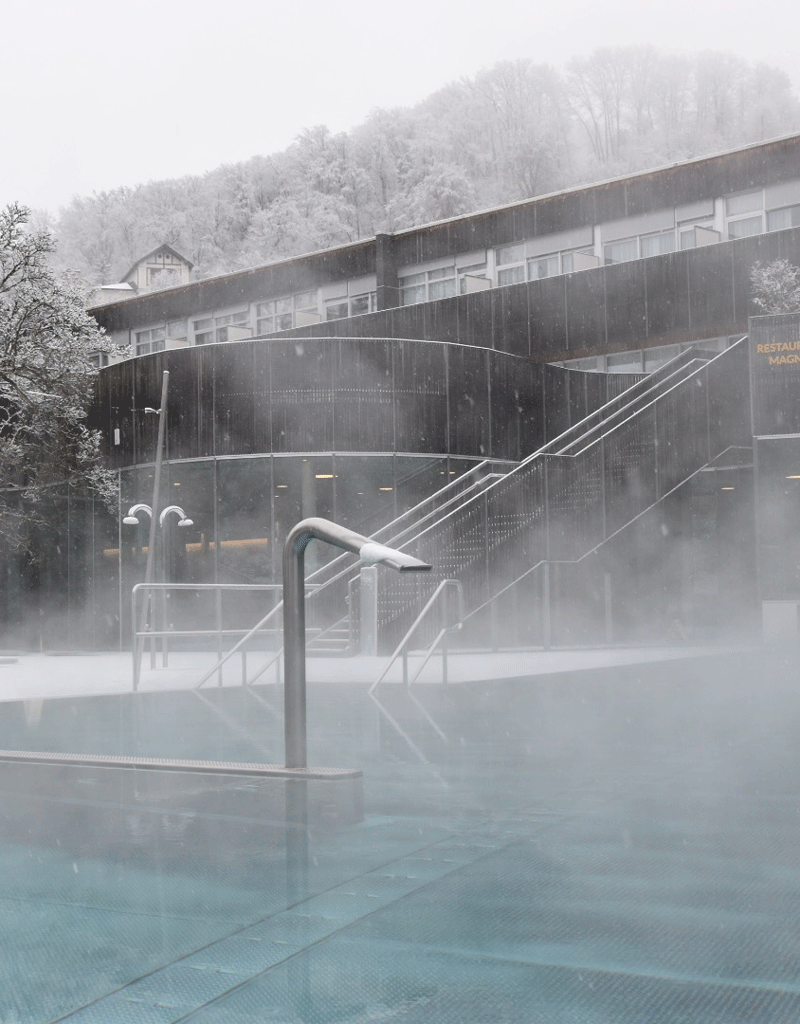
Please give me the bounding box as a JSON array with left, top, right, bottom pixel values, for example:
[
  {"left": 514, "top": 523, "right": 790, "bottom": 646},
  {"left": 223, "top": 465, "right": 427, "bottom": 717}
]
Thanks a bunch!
[
  {"left": 721, "top": 486, "right": 735, "bottom": 490},
  {"left": 379, "top": 487, "right": 393, "bottom": 491},
  {"left": 315, "top": 474, "right": 334, "bottom": 479},
  {"left": 786, "top": 475, "right": 800, "bottom": 479},
  {"left": 277, "top": 484, "right": 288, "bottom": 488}
]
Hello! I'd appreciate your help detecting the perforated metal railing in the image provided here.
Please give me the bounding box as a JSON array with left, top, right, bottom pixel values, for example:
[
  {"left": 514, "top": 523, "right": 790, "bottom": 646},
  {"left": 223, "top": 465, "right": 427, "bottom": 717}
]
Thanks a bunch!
[
  {"left": 136, "top": 341, "right": 749, "bottom": 683},
  {"left": 300, "top": 345, "right": 726, "bottom": 647},
  {"left": 367, "top": 338, "right": 752, "bottom": 646}
]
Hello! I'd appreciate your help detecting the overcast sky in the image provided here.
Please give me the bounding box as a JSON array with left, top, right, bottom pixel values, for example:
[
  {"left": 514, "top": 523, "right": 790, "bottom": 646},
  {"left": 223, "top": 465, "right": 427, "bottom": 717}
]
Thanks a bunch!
[{"left": 4, "top": 0, "right": 799, "bottom": 215}]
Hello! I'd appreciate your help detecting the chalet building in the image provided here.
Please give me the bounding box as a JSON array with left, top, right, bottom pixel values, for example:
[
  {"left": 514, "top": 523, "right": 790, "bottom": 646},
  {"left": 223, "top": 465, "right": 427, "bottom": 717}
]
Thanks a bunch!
[
  {"left": 5, "top": 133, "right": 800, "bottom": 652},
  {"left": 90, "top": 245, "right": 194, "bottom": 309}
]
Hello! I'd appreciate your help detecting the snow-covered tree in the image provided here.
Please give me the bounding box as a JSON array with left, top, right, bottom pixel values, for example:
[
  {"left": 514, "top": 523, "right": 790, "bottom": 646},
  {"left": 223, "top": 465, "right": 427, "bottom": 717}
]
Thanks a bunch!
[
  {"left": 0, "top": 203, "right": 115, "bottom": 548},
  {"left": 750, "top": 259, "right": 800, "bottom": 314}
]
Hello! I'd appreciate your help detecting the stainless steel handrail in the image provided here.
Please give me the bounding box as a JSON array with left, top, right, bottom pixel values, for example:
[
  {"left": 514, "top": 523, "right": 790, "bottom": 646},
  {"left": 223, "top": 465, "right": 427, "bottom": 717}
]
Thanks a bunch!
[
  {"left": 369, "top": 579, "right": 463, "bottom": 693},
  {"left": 131, "top": 582, "right": 319, "bottom": 690},
  {"left": 282, "top": 517, "right": 431, "bottom": 770}
]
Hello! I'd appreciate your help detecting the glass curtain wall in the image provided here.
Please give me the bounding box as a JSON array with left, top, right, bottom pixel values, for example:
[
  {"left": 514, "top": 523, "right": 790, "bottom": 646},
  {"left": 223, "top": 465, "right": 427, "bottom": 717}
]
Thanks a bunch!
[{"left": 110, "top": 453, "right": 484, "bottom": 647}]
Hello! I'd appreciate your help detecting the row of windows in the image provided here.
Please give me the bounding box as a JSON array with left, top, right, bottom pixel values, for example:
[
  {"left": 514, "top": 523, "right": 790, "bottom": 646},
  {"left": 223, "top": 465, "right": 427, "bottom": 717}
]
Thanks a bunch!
[
  {"left": 559, "top": 337, "right": 732, "bottom": 374},
  {"left": 127, "top": 188, "right": 800, "bottom": 357},
  {"left": 603, "top": 202, "right": 800, "bottom": 267},
  {"left": 394, "top": 190, "right": 800, "bottom": 300},
  {"left": 134, "top": 291, "right": 378, "bottom": 354},
  {"left": 494, "top": 245, "right": 599, "bottom": 285},
  {"left": 604, "top": 194, "right": 800, "bottom": 268},
  {"left": 324, "top": 291, "right": 378, "bottom": 320},
  {"left": 399, "top": 264, "right": 488, "bottom": 305}
]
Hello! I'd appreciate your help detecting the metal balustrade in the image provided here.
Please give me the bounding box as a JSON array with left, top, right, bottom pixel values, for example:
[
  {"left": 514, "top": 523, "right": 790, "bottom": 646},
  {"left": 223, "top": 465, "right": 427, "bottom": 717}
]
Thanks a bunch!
[
  {"left": 132, "top": 340, "right": 751, "bottom": 684},
  {"left": 369, "top": 338, "right": 751, "bottom": 647}
]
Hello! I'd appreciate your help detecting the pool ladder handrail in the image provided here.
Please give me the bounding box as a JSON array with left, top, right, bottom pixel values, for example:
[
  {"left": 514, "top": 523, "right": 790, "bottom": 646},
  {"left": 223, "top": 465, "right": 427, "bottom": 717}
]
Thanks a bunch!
[{"left": 369, "top": 578, "right": 463, "bottom": 693}]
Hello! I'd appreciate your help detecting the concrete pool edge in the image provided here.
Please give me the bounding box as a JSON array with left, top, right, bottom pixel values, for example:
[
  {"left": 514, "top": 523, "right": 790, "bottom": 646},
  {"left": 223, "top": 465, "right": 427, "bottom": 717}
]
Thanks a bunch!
[{"left": 0, "top": 748, "right": 361, "bottom": 780}]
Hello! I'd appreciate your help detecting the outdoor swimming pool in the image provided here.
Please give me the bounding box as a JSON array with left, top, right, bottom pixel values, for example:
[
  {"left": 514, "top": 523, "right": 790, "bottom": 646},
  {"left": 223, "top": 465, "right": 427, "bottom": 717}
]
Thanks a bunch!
[{"left": 1, "top": 649, "right": 799, "bottom": 1022}]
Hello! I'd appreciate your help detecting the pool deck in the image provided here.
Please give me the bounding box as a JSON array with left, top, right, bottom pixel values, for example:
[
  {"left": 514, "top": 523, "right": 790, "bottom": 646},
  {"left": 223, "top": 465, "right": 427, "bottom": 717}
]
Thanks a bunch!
[{"left": 0, "top": 643, "right": 739, "bottom": 703}]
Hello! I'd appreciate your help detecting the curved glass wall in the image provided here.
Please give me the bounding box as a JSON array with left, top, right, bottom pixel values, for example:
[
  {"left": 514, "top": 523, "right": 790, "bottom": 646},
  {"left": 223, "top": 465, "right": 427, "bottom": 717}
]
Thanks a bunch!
[{"left": 109, "top": 452, "right": 483, "bottom": 647}]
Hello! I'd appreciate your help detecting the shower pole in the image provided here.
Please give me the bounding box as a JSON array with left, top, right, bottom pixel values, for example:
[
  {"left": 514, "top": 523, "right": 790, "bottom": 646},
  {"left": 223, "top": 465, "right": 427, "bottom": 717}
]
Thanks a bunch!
[{"left": 133, "top": 370, "right": 169, "bottom": 691}]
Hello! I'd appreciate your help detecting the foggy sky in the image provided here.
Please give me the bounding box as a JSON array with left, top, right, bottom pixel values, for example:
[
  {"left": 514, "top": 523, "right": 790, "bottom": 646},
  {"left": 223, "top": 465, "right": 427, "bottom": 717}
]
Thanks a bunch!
[{"left": 4, "top": 0, "right": 799, "bottom": 214}]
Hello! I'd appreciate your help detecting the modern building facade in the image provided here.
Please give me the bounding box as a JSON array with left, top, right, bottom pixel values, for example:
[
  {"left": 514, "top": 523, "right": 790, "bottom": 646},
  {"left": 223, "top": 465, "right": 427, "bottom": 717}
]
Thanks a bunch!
[{"left": 5, "top": 133, "right": 800, "bottom": 651}]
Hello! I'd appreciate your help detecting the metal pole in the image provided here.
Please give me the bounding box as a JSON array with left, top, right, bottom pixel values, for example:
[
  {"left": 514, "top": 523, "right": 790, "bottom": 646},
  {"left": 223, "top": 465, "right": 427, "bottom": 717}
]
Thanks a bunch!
[
  {"left": 282, "top": 518, "right": 431, "bottom": 771},
  {"left": 359, "top": 566, "right": 378, "bottom": 656},
  {"left": 134, "top": 371, "right": 169, "bottom": 692},
  {"left": 216, "top": 589, "right": 223, "bottom": 687},
  {"left": 283, "top": 527, "right": 308, "bottom": 770}
]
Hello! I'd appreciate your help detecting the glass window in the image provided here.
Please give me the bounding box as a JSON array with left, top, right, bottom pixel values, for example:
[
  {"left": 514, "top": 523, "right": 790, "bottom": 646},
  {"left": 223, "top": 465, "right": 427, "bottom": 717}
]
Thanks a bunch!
[
  {"left": 428, "top": 273, "right": 456, "bottom": 300},
  {"left": 194, "top": 310, "right": 250, "bottom": 344},
  {"left": 498, "top": 265, "right": 525, "bottom": 286},
  {"left": 400, "top": 281, "right": 426, "bottom": 306},
  {"left": 528, "top": 255, "right": 559, "bottom": 280},
  {"left": 644, "top": 343, "right": 681, "bottom": 371},
  {"left": 607, "top": 350, "right": 643, "bottom": 372},
  {"left": 680, "top": 227, "right": 697, "bottom": 249},
  {"left": 728, "top": 215, "right": 762, "bottom": 239},
  {"left": 571, "top": 356, "right": 602, "bottom": 371},
  {"left": 641, "top": 230, "right": 676, "bottom": 257},
  {"left": 325, "top": 299, "right": 349, "bottom": 321},
  {"left": 399, "top": 269, "right": 455, "bottom": 304},
  {"left": 604, "top": 239, "right": 638, "bottom": 265},
  {"left": 293, "top": 291, "right": 317, "bottom": 312},
  {"left": 496, "top": 243, "right": 525, "bottom": 265},
  {"left": 257, "top": 298, "right": 294, "bottom": 334},
  {"left": 458, "top": 265, "right": 487, "bottom": 293},
  {"left": 725, "top": 190, "right": 762, "bottom": 216},
  {"left": 349, "top": 292, "right": 377, "bottom": 315},
  {"left": 135, "top": 327, "right": 166, "bottom": 355},
  {"left": 767, "top": 205, "right": 800, "bottom": 231},
  {"left": 166, "top": 319, "right": 187, "bottom": 342}
]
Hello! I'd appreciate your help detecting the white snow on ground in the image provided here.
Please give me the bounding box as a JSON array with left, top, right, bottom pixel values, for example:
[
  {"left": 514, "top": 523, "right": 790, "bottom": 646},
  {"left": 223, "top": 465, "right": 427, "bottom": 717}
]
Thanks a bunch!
[{"left": 0, "top": 646, "right": 742, "bottom": 704}]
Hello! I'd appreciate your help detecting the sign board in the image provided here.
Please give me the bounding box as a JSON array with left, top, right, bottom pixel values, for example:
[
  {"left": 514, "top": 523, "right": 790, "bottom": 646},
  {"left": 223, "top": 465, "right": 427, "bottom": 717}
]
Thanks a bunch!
[{"left": 750, "top": 314, "right": 800, "bottom": 436}]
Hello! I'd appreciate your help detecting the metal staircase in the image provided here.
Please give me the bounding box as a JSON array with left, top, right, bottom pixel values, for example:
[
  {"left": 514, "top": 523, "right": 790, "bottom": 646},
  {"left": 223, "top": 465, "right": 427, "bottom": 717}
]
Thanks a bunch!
[{"left": 175, "top": 339, "right": 750, "bottom": 689}]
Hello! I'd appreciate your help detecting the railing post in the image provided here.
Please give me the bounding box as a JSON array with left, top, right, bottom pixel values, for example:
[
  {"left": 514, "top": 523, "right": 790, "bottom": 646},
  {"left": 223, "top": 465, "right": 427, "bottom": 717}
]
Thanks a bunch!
[
  {"left": 149, "top": 590, "right": 156, "bottom": 669},
  {"left": 132, "top": 587, "right": 140, "bottom": 692},
  {"left": 216, "top": 589, "right": 223, "bottom": 687},
  {"left": 360, "top": 566, "right": 379, "bottom": 656},
  {"left": 543, "top": 562, "right": 552, "bottom": 650},
  {"left": 161, "top": 587, "right": 169, "bottom": 668},
  {"left": 604, "top": 571, "right": 613, "bottom": 645}
]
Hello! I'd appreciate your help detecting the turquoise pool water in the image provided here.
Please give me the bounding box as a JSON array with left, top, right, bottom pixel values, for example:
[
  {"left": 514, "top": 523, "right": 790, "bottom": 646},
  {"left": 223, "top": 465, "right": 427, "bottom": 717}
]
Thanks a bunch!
[{"left": 1, "top": 650, "right": 799, "bottom": 1022}]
